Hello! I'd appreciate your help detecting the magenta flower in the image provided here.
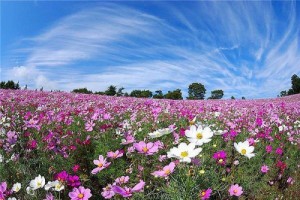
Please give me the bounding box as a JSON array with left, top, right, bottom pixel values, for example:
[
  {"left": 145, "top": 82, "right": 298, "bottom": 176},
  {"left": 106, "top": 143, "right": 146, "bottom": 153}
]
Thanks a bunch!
[
  {"left": 55, "top": 170, "right": 69, "bottom": 182},
  {"left": 151, "top": 162, "right": 175, "bottom": 177},
  {"left": 212, "top": 150, "right": 227, "bottom": 166},
  {"left": 200, "top": 188, "right": 212, "bottom": 200},
  {"left": 115, "top": 176, "right": 130, "bottom": 185},
  {"left": 133, "top": 141, "right": 159, "bottom": 155},
  {"left": 0, "top": 182, "right": 7, "bottom": 198},
  {"left": 69, "top": 186, "right": 92, "bottom": 200},
  {"left": 121, "top": 133, "right": 135, "bottom": 145},
  {"left": 107, "top": 150, "right": 124, "bottom": 159},
  {"left": 261, "top": 165, "right": 269, "bottom": 173},
  {"left": 91, "top": 155, "right": 111, "bottom": 174},
  {"left": 101, "top": 184, "right": 115, "bottom": 199},
  {"left": 228, "top": 184, "right": 243, "bottom": 197},
  {"left": 112, "top": 180, "right": 145, "bottom": 198},
  {"left": 72, "top": 164, "right": 80, "bottom": 173},
  {"left": 275, "top": 147, "right": 283, "bottom": 155},
  {"left": 266, "top": 145, "right": 272, "bottom": 153},
  {"left": 68, "top": 175, "right": 81, "bottom": 187}
]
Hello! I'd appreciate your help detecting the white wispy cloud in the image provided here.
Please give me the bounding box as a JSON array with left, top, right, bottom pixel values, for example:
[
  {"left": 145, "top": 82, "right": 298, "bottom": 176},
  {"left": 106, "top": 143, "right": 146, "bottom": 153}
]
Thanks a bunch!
[{"left": 3, "top": 1, "right": 300, "bottom": 98}]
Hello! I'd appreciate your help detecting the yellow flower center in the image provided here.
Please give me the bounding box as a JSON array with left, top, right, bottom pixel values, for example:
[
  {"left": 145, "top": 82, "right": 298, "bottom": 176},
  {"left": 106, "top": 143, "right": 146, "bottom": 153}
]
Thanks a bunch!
[
  {"left": 37, "top": 182, "right": 42, "bottom": 187},
  {"left": 218, "top": 159, "right": 224, "bottom": 163},
  {"left": 241, "top": 149, "right": 247, "bottom": 155},
  {"left": 142, "top": 147, "right": 148, "bottom": 153},
  {"left": 233, "top": 189, "right": 238, "bottom": 194},
  {"left": 181, "top": 151, "right": 188, "bottom": 157},
  {"left": 164, "top": 169, "right": 171, "bottom": 175},
  {"left": 78, "top": 193, "right": 84, "bottom": 198},
  {"left": 201, "top": 191, "right": 206, "bottom": 196},
  {"left": 196, "top": 133, "right": 203, "bottom": 139},
  {"left": 189, "top": 121, "right": 195, "bottom": 125},
  {"left": 98, "top": 163, "right": 103, "bottom": 167}
]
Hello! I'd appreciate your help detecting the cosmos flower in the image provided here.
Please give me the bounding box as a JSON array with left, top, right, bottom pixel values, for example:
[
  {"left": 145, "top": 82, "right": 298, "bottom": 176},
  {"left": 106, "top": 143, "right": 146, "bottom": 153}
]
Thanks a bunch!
[
  {"left": 112, "top": 180, "right": 145, "bottom": 198},
  {"left": 69, "top": 186, "right": 92, "bottom": 200},
  {"left": 167, "top": 142, "right": 202, "bottom": 163},
  {"left": 228, "top": 184, "right": 243, "bottom": 197},
  {"left": 185, "top": 125, "right": 213, "bottom": 146},
  {"left": 30, "top": 175, "right": 46, "bottom": 190},
  {"left": 151, "top": 162, "right": 176, "bottom": 177},
  {"left": 199, "top": 188, "right": 212, "bottom": 200},
  {"left": 91, "top": 155, "right": 111, "bottom": 174},
  {"left": 234, "top": 141, "right": 255, "bottom": 159},
  {"left": 133, "top": 141, "right": 159, "bottom": 156}
]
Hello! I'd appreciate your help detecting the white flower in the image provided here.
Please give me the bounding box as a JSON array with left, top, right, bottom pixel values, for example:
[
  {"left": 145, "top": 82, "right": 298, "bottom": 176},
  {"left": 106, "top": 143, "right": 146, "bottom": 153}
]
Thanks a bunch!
[
  {"left": 214, "top": 112, "right": 221, "bottom": 117},
  {"left": 30, "top": 175, "right": 45, "bottom": 190},
  {"left": 26, "top": 186, "right": 35, "bottom": 196},
  {"left": 214, "top": 130, "right": 225, "bottom": 135},
  {"left": 0, "top": 154, "right": 3, "bottom": 163},
  {"left": 45, "top": 181, "right": 56, "bottom": 191},
  {"left": 8, "top": 198, "right": 17, "bottom": 200},
  {"left": 167, "top": 142, "right": 202, "bottom": 163},
  {"left": 234, "top": 141, "right": 255, "bottom": 159},
  {"left": 12, "top": 183, "right": 21, "bottom": 192},
  {"left": 45, "top": 180, "right": 64, "bottom": 191},
  {"left": 148, "top": 127, "right": 175, "bottom": 138},
  {"left": 185, "top": 125, "right": 213, "bottom": 146}
]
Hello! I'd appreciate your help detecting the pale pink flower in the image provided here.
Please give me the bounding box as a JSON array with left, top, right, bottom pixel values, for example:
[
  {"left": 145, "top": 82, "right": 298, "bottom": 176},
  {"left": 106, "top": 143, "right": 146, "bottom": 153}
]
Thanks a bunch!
[
  {"left": 115, "top": 176, "right": 129, "bottom": 185},
  {"left": 101, "top": 184, "right": 115, "bottom": 199},
  {"left": 133, "top": 141, "right": 159, "bottom": 155},
  {"left": 261, "top": 165, "right": 269, "bottom": 173},
  {"left": 91, "top": 155, "right": 111, "bottom": 174},
  {"left": 228, "top": 184, "right": 243, "bottom": 197},
  {"left": 112, "top": 180, "right": 145, "bottom": 198},
  {"left": 69, "top": 186, "right": 92, "bottom": 200},
  {"left": 107, "top": 150, "right": 123, "bottom": 159},
  {"left": 152, "top": 162, "right": 175, "bottom": 177}
]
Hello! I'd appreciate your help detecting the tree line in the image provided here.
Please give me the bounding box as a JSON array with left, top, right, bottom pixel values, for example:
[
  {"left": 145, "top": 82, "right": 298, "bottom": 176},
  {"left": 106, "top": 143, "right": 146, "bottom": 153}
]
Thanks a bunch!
[
  {"left": 279, "top": 74, "right": 300, "bottom": 97},
  {"left": 71, "top": 83, "right": 225, "bottom": 100}
]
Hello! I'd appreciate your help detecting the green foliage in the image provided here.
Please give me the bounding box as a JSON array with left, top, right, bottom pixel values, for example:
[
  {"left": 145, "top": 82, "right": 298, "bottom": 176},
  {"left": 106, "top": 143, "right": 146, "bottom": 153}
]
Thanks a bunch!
[
  {"left": 72, "top": 88, "right": 93, "bottom": 94},
  {"left": 187, "top": 83, "right": 206, "bottom": 100},
  {"left": 164, "top": 89, "right": 183, "bottom": 100},
  {"left": 105, "top": 85, "right": 117, "bottom": 96},
  {"left": 209, "top": 89, "right": 224, "bottom": 99},
  {"left": 231, "top": 96, "right": 235, "bottom": 99},
  {"left": 153, "top": 90, "right": 164, "bottom": 99},
  {"left": 130, "top": 90, "right": 153, "bottom": 98},
  {"left": 0, "top": 80, "right": 20, "bottom": 89}
]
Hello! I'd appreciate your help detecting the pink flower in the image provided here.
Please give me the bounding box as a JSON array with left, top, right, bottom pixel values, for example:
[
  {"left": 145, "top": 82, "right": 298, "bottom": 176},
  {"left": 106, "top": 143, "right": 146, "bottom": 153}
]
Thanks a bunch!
[
  {"left": 212, "top": 150, "right": 227, "bottom": 166},
  {"left": 266, "top": 145, "right": 272, "bottom": 153},
  {"left": 72, "top": 164, "right": 80, "bottom": 173},
  {"left": 55, "top": 171, "right": 69, "bottom": 182},
  {"left": 159, "top": 155, "right": 167, "bottom": 162},
  {"left": 199, "top": 188, "right": 212, "bottom": 200},
  {"left": 133, "top": 141, "right": 159, "bottom": 155},
  {"left": 69, "top": 186, "right": 92, "bottom": 200},
  {"left": 228, "top": 184, "right": 243, "bottom": 196},
  {"left": 44, "top": 193, "right": 55, "bottom": 200},
  {"left": 261, "top": 165, "right": 269, "bottom": 173},
  {"left": 121, "top": 134, "right": 135, "bottom": 145},
  {"left": 85, "top": 120, "right": 95, "bottom": 132},
  {"left": 107, "top": 150, "right": 123, "bottom": 159},
  {"left": 151, "top": 162, "right": 175, "bottom": 177},
  {"left": 275, "top": 147, "right": 283, "bottom": 155},
  {"left": 112, "top": 180, "right": 145, "bottom": 198},
  {"left": 101, "top": 184, "right": 115, "bottom": 199},
  {"left": 115, "top": 176, "right": 130, "bottom": 185},
  {"left": 91, "top": 155, "right": 111, "bottom": 174},
  {"left": 68, "top": 175, "right": 81, "bottom": 187}
]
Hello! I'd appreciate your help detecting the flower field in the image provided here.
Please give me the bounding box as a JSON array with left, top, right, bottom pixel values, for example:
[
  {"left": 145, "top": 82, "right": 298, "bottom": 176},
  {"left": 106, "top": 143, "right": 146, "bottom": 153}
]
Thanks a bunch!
[{"left": 0, "top": 89, "right": 300, "bottom": 200}]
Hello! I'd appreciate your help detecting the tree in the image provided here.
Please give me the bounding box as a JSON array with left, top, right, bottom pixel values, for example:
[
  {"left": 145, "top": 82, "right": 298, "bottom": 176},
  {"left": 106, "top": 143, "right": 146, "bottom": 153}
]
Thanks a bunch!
[
  {"left": 291, "top": 74, "right": 300, "bottom": 94},
  {"left": 0, "top": 80, "right": 20, "bottom": 90},
  {"left": 117, "top": 87, "right": 125, "bottom": 96},
  {"left": 242, "top": 97, "right": 246, "bottom": 100},
  {"left": 72, "top": 88, "right": 92, "bottom": 94},
  {"left": 153, "top": 90, "right": 164, "bottom": 99},
  {"left": 208, "top": 89, "right": 224, "bottom": 99},
  {"left": 231, "top": 96, "right": 235, "bottom": 99},
  {"left": 187, "top": 83, "right": 206, "bottom": 100},
  {"left": 164, "top": 89, "right": 183, "bottom": 100},
  {"left": 130, "top": 90, "right": 152, "bottom": 98},
  {"left": 105, "top": 85, "right": 117, "bottom": 96},
  {"left": 280, "top": 90, "right": 287, "bottom": 97}
]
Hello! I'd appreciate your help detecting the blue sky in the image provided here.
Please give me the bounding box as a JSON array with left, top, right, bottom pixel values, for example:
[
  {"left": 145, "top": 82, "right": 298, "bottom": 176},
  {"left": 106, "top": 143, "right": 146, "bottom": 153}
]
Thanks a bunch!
[{"left": 1, "top": 1, "right": 300, "bottom": 99}]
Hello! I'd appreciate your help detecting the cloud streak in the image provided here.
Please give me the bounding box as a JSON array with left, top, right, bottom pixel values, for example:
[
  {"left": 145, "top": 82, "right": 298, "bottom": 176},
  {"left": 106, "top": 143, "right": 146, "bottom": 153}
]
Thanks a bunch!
[{"left": 3, "top": 1, "right": 300, "bottom": 98}]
